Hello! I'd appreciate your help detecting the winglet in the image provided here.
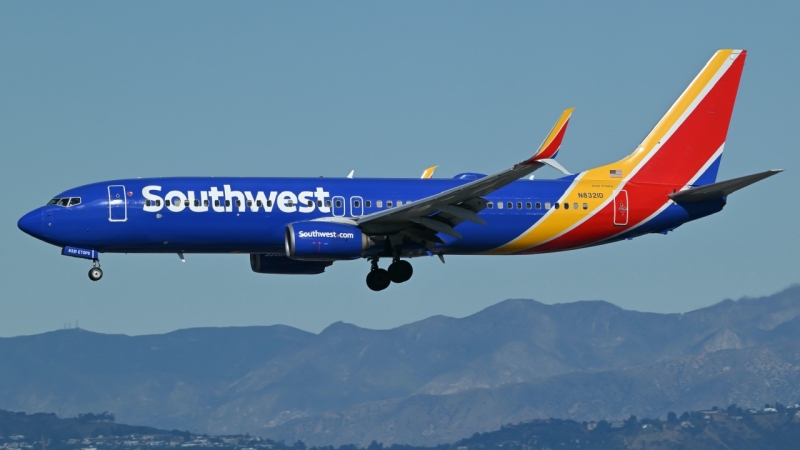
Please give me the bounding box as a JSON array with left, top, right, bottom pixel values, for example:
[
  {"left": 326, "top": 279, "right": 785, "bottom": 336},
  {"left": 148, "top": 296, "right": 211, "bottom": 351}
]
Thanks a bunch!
[
  {"left": 521, "top": 108, "right": 575, "bottom": 165},
  {"left": 421, "top": 165, "right": 439, "bottom": 179}
]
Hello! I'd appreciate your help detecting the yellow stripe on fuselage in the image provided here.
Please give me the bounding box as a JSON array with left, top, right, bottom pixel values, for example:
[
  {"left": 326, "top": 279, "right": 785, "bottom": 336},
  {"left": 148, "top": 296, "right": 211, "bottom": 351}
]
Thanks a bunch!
[{"left": 486, "top": 50, "right": 735, "bottom": 255}]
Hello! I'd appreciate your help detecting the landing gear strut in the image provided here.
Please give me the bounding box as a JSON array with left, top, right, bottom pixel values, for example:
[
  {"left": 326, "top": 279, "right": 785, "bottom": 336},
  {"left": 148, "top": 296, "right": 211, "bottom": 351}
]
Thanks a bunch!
[
  {"left": 88, "top": 260, "right": 103, "bottom": 281},
  {"left": 366, "top": 257, "right": 391, "bottom": 291}
]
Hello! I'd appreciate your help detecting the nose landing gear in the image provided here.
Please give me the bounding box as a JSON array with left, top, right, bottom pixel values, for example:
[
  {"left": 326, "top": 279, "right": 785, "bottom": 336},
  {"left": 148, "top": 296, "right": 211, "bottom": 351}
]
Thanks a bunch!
[{"left": 88, "top": 260, "right": 103, "bottom": 281}]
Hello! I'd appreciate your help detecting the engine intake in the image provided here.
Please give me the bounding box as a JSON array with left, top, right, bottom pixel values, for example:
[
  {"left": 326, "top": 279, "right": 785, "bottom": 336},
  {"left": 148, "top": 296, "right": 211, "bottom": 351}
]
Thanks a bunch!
[{"left": 286, "top": 221, "right": 372, "bottom": 261}]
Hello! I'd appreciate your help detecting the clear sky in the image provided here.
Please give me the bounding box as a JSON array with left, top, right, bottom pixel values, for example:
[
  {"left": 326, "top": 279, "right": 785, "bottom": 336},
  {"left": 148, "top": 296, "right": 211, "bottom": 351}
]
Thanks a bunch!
[{"left": 1, "top": 2, "right": 798, "bottom": 337}]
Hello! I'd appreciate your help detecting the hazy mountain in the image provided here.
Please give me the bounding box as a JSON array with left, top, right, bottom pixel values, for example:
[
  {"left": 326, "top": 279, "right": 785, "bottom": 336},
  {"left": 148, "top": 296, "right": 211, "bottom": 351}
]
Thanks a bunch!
[{"left": 2, "top": 285, "right": 800, "bottom": 446}]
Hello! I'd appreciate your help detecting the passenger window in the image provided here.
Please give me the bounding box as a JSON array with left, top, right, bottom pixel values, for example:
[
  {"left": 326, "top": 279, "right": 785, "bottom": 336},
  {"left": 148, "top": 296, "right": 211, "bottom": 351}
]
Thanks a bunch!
[
  {"left": 225, "top": 200, "right": 231, "bottom": 207},
  {"left": 204, "top": 200, "right": 209, "bottom": 207},
  {"left": 335, "top": 200, "right": 342, "bottom": 208},
  {"left": 564, "top": 203, "right": 569, "bottom": 210},
  {"left": 487, "top": 201, "right": 493, "bottom": 209},
  {"left": 307, "top": 200, "right": 313, "bottom": 207},
  {"left": 545, "top": 202, "right": 551, "bottom": 209},
  {"left": 317, "top": 200, "right": 322, "bottom": 207},
  {"left": 535, "top": 202, "right": 541, "bottom": 210},
  {"left": 69, "top": 198, "right": 81, "bottom": 206},
  {"left": 554, "top": 203, "right": 560, "bottom": 209},
  {"left": 516, "top": 202, "right": 522, "bottom": 209},
  {"left": 257, "top": 200, "right": 263, "bottom": 207},
  {"left": 376, "top": 200, "right": 383, "bottom": 208},
  {"left": 235, "top": 200, "right": 241, "bottom": 207},
  {"left": 246, "top": 200, "right": 252, "bottom": 207},
  {"left": 397, "top": 200, "right": 403, "bottom": 206},
  {"left": 214, "top": 200, "right": 220, "bottom": 207},
  {"left": 573, "top": 202, "right": 578, "bottom": 210},
  {"left": 325, "top": 200, "right": 331, "bottom": 207},
  {"left": 354, "top": 200, "right": 360, "bottom": 208},
  {"left": 526, "top": 202, "right": 532, "bottom": 209},
  {"left": 365, "top": 200, "right": 372, "bottom": 208},
  {"left": 184, "top": 200, "right": 190, "bottom": 207},
  {"left": 387, "top": 200, "right": 393, "bottom": 208},
  {"left": 497, "top": 202, "right": 504, "bottom": 209},
  {"left": 156, "top": 200, "right": 161, "bottom": 207},
  {"left": 146, "top": 200, "right": 151, "bottom": 207},
  {"left": 267, "top": 200, "right": 273, "bottom": 207},
  {"left": 507, "top": 202, "right": 513, "bottom": 209},
  {"left": 58, "top": 198, "right": 70, "bottom": 206},
  {"left": 166, "top": 200, "right": 171, "bottom": 207},
  {"left": 287, "top": 200, "right": 294, "bottom": 207},
  {"left": 583, "top": 203, "right": 588, "bottom": 210}
]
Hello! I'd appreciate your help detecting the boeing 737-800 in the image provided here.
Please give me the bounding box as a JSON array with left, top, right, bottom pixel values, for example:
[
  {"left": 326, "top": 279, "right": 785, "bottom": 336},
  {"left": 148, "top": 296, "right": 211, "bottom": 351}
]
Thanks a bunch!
[{"left": 18, "top": 49, "right": 781, "bottom": 291}]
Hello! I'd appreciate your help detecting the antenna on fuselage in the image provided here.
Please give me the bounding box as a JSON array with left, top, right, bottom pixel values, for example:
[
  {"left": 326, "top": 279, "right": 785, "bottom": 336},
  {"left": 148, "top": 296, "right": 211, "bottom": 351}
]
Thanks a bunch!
[{"left": 347, "top": 170, "right": 354, "bottom": 179}]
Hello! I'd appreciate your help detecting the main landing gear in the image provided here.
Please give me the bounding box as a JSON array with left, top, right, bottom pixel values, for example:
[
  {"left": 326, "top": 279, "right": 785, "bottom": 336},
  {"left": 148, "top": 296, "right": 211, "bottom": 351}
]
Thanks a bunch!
[
  {"left": 366, "top": 256, "right": 414, "bottom": 291},
  {"left": 88, "top": 260, "right": 103, "bottom": 281}
]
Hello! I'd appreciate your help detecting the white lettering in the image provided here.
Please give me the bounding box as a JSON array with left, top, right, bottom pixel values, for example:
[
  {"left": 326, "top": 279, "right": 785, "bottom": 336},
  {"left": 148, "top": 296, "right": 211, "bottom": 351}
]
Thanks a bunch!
[
  {"left": 298, "top": 191, "right": 314, "bottom": 213},
  {"left": 208, "top": 187, "right": 225, "bottom": 212},
  {"left": 187, "top": 191, "right": 209, "bottom": 212},
  {"left": 224, "top": 185, "right": 245, "bottom": 212},
  {"left": 143, "top": 186, "right": 163, "bottom": 212},
  {"left": 278, "top": 191, "right": 297, "bottom": 213},
  {"left": 314, "top": 187, "right": 331, "bottom": 213},
  {"left": 142, "top": 185, "right": 332, "bottom": 215},
  {"left": 166, "top": 191, "right": 187, "bottom": 212}
]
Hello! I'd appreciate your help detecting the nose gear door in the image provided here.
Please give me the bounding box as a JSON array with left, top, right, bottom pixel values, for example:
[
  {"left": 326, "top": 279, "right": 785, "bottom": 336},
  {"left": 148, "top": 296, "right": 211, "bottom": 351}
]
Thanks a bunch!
[{"left": 108, "top": 185, "right": 127, "bottom": 222}]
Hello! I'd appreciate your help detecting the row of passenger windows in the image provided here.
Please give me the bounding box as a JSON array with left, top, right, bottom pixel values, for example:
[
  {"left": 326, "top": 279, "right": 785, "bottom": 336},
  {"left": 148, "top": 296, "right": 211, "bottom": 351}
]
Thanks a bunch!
[
  {"left": 144, "top": 198, "right": 589, "bottom": 211},
  {"left": 47, "top": 197, "right": 81, "bottom": 207},
  {"left": 145, "top": 199, "right": 413, "bottom": 208},
  {"left": 487, "top": 201, "right": 589, "bottom": 211}
]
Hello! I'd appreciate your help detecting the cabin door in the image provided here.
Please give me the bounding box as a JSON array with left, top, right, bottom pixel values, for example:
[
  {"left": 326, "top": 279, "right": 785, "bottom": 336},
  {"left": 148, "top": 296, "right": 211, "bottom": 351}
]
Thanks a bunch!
[
  {"left": 108, "top": 185, "right": 127, "bottom": 222},
  {"left": 613, "top": 189, "right": 628, "bottom": 226}
]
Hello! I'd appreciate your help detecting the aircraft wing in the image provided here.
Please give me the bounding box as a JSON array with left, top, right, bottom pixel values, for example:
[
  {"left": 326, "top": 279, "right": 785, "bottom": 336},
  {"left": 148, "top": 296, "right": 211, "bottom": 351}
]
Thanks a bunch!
[
  {"left": 357, "top": 108, "right": 574, "bottom": 241},
  {"left": 669, "top": 169, "right": 782, "bottom": 203}
]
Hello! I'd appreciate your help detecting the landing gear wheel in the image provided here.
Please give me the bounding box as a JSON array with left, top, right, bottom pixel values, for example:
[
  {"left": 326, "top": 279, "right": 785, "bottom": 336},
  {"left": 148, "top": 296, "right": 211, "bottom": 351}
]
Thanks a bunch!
[
  {"left": 388, "top": 260, "right": 413, "bottom": 283},
  {"left": 88, "top": 267, "right": 103, "bottom": 281},
  {"left": 366, "top": 268, "right": 391, "bottom": 291}
]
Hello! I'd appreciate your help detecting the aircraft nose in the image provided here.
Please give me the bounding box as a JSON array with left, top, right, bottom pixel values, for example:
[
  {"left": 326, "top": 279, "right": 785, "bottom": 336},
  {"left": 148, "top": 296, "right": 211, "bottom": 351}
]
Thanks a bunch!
[{"left": 17, "top": 209, "right": 42, "bottom": 238}]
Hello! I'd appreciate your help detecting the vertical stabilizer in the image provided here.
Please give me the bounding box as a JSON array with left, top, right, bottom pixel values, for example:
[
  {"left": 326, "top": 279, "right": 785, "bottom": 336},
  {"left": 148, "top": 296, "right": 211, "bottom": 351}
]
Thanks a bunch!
[{"left": 592, "top": 49, "right": 746, "bottom": 186}]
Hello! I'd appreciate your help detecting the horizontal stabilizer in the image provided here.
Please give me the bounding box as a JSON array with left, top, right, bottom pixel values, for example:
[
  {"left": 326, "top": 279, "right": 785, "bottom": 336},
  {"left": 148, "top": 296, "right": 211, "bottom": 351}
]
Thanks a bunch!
[{"left": 670, "top": 170, "right": 782, "bottom": 203}]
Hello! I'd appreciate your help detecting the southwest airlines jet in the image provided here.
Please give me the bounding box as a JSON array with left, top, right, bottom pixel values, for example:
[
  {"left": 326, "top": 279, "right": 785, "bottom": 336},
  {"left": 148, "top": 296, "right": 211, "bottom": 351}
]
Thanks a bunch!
[{"left": 18, "top": 50, "right": 781, "bottom": 291}]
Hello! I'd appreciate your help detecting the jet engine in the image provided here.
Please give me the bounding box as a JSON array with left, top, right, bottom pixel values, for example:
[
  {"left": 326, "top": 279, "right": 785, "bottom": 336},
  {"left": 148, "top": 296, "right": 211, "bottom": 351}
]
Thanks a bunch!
[{"left": 285, "top": 221, "right": 372, "bottom": 261}]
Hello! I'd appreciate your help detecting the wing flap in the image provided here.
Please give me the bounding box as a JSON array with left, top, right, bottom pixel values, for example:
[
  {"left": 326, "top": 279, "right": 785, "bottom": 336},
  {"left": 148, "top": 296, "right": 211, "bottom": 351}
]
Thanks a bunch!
[{"left": 670, "top": 169, "right": 782, "bottom": 203}]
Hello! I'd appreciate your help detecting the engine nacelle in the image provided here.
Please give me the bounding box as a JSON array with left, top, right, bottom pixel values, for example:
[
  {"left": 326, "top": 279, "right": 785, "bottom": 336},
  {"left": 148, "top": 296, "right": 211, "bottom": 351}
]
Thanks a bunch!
[
  {"left": 250, "top": 253, "right": 331, "bottom": 275},
  {"left": 285, "top": 221, "right": 372, "bottom": 261}
]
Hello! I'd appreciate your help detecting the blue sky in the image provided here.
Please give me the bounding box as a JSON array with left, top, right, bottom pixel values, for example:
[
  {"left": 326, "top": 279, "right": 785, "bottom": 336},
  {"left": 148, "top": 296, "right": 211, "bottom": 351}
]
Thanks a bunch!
[{"left": 1, "top": 2, "right": 798, "bottom": 337}]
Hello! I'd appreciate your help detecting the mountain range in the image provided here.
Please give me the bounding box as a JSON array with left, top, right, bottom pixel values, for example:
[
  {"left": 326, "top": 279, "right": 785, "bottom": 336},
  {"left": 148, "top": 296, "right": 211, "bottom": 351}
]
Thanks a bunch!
[{"left": 2, "top": 285, "right": 800, "bottom": 446}]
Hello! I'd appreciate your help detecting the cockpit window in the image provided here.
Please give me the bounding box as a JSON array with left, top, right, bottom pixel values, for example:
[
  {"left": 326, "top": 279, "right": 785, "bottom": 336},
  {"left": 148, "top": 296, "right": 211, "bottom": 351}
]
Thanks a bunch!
[{"left": 48, "top": 197, "right": 81, "bottom": 207}]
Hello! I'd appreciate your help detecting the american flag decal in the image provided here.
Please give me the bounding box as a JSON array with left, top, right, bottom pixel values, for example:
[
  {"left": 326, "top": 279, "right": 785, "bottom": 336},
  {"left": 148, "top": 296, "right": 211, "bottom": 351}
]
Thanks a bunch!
[{"left": 610, "top": 169, "right": 623, "bottom": 178}]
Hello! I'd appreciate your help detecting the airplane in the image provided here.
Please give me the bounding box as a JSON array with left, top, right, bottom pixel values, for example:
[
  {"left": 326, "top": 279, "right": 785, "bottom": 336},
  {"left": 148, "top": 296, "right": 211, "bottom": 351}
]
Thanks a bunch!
[{"left": 18, "top": 49, "right": 781, "bottom": 291}]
